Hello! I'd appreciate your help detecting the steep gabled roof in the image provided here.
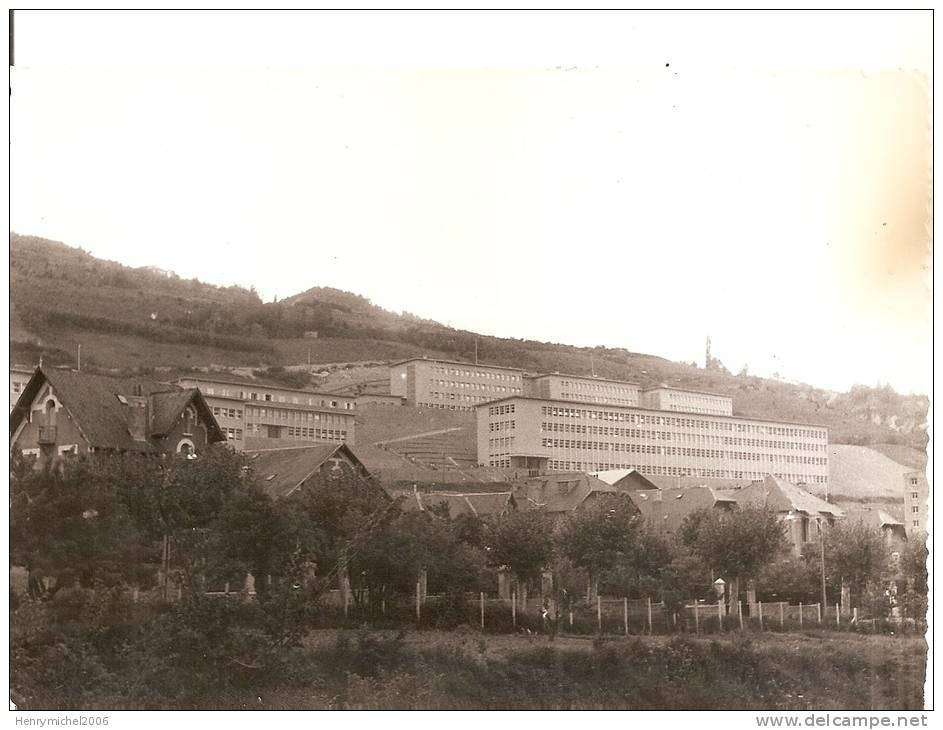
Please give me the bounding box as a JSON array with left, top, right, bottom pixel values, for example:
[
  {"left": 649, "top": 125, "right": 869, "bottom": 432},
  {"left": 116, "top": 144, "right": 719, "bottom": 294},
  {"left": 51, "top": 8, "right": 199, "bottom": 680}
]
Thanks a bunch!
[
  {"left": 149, "top": 388, "right": 223, "bottom": 441},
  {"left": 10, "top": 367, "right": 225, "bottom": 452},
  {"left": 400, "top": 490, "right": 515, "bottom": 518},
  {"left": 244, "top": 443, "right": 379, "bottom": 499},
  {"left": 628, "top": 485, "right": 735, "bottom": 533},
  {"left": 594, "top": 468, "right": 660, "bottom": 491},
  {"left": 510, "top": 472, "right": 629, "bottom": 513},
  {"left": 737, "top": 475, "right": 844, "bottom": 518}
]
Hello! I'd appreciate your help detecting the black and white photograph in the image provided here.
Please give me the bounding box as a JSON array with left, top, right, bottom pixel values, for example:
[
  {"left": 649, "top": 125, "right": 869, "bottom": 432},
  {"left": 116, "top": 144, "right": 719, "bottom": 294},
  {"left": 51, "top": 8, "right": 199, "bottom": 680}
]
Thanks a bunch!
[{"left": 7, "top": 10, "right": 932, "bottom": 714}]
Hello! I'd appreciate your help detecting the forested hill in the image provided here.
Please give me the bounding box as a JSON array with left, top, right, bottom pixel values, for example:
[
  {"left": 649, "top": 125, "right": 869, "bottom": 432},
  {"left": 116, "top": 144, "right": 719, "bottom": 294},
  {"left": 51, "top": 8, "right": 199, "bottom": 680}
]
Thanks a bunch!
[{"left": 10, "top": 233, "right": 928, "bottom": 451}]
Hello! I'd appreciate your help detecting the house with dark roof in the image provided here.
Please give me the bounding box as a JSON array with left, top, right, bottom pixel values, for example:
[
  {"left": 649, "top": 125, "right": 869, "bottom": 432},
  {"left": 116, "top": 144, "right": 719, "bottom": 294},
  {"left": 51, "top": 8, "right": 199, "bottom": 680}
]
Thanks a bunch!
[
  {"left": 628, "top": 485, "right": 739, "bottom": 535},
  {"left": 842, "top": 505, "right": 908, "bottom": 552},
  {"left": 10, "top": 367, "right": 225, "bottom": 464},
  {"left": 243, "top": 443, "right": 388, "bottom": 502},
  {"left": 399, "top": 489, "right": 516, "bottom": 518},
  {"left": 734, "top": 475, "right": 844, "bottom": 554},
  {"left": 510, "top": 472, "right": 636, "bottom": 515},
  {"left": 593, "top": 468, "right": 660, "bottom": 492}
]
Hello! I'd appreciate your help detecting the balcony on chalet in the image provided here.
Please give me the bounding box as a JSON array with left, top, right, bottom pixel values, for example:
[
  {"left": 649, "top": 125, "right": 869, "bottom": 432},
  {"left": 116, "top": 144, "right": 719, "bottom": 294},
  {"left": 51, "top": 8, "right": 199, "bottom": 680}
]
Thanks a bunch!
[{"left": 37, "top": 426, "right": 57, "bottom": 444}]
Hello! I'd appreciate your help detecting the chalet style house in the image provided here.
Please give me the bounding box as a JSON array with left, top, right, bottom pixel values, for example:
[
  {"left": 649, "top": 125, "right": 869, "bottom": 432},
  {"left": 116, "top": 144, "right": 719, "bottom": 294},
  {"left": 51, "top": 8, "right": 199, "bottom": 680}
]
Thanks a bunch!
[{"left": 10, "top": 367, "right": 225, "bottom": 464}]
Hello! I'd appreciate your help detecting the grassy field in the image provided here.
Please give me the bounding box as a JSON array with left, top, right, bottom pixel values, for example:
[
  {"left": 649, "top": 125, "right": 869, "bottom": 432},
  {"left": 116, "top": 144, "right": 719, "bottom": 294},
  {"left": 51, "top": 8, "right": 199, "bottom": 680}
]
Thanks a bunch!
[{"left": 237, "top": 628, "right": 925, "bottom": 710}]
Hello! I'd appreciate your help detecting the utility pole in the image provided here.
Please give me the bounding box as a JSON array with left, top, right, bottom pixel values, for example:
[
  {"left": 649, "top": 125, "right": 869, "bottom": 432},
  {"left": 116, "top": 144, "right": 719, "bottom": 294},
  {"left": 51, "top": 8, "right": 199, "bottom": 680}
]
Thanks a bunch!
[{"left": 819, "top": 519, "right": 827, "bottom": 610}]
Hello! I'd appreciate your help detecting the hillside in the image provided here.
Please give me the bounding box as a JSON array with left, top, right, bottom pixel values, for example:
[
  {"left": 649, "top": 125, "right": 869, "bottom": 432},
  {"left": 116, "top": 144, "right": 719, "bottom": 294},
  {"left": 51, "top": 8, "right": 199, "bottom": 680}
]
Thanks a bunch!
[{"left": 10, "top": 233, "right": 928, "bottom": 451}]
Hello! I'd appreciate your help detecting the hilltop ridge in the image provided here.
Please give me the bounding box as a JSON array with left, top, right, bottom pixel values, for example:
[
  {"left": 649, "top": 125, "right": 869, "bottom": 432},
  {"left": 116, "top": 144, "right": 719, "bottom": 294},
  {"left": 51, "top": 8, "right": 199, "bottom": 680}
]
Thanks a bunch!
[{"left": 10, "top": 233, "right": 928, "bottom": 451}]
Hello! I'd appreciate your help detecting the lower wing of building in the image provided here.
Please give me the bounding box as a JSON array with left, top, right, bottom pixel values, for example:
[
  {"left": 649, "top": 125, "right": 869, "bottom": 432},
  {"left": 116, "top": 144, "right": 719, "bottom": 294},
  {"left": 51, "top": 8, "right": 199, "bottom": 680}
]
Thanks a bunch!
[{"left": 477, "top": 396, "right": 829, "bottom": 488}]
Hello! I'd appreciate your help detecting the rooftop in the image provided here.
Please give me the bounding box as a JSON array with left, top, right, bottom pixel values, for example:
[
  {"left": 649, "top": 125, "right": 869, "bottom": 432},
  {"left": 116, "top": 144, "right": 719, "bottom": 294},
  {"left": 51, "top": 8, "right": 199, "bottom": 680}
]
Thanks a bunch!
[
  {"left": 529, "top": 372, "right": 641, "bottom": 387},
  {"left": 389, "top": 357, "right": 525, "bottom": 373},
  {"left": 175, "top": 372, "right": 348, "bottom": 399},
  {"left": 640, "top": 384, "right": 731, "bottom": 398}
]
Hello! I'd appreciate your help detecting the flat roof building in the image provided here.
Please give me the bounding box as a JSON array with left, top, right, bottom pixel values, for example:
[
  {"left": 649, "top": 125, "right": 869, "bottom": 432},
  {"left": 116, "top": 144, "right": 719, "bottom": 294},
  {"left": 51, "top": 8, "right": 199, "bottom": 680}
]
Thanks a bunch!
[
  {"left": 903, "top": 470, "right": 928, "bottom": 537},
  {"left": 389, "top": 357, "right": 645, "bottom": 411},
  {"left": 476, "top": 395, "right": 829, "bottom": 488},
  {"left": 390, "top": 358, "right": 525, "bottom": 411},
  {"left": 176, "top": 375, "right": 356, "bottom": 449},
  {"left": 640, "top": 386, "right": 733, "bottom": 416},
  {"left": 524, "top": 373, "right": 640, "bottom": 407}
]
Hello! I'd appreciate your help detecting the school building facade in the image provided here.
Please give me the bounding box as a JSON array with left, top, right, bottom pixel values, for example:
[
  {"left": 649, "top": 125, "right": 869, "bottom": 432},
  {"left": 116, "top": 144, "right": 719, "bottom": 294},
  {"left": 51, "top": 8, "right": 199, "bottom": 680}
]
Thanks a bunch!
[
  {"left": 476, "top": 396, "right": 829, "bottom": 488},
  {"left": 175, "top": 375, "right": 356, "bottom": 450}
]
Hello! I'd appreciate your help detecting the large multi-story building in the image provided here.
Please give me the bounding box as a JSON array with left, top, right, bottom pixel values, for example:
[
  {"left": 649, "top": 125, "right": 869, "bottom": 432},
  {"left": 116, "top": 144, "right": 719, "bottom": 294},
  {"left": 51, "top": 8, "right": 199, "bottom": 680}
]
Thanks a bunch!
[
  {"left": 903, "top": 470, "right": 929, "bottom": 536},
  {"left": 524, "top": 373, "right": 640, "bottom": 407},
  {"left": 390, "top": 358, "right": 525, "bottom": 411},
  {"left": 640, "top": 386, "right": 733, "bottom": 416},
  {"left": 476, "top": 396, "right": 829, "bottom": 488},
  {"left": 389, "top": 357, "right": 741, "bottom": 415},
  {"left": 175, "top": 375, "right": 356, "bottom": 449}
]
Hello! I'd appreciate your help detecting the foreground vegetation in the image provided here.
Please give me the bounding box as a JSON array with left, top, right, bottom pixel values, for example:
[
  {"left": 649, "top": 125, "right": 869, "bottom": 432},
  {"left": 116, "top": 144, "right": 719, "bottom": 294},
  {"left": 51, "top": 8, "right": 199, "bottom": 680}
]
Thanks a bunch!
[
  {"left": 10, "top": 449, "right": 928, "bottom": 710},
  {"left": 11, "top": 590, "right": 925, "bottom": 710}
]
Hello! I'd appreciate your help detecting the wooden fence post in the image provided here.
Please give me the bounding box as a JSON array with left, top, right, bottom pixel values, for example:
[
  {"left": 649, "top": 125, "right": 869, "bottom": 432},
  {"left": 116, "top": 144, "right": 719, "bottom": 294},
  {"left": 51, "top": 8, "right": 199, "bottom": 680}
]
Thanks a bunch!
[
  {"left": 415, "top": 579, "right": 421, "bottom": 624},
  {"left": 835, "top": 603, "right": 840, "bottom": 628},
  {"left": 799, "top": 602, "right": 803, "bottom": 629},
  {"left": 758, "top": 601, "right": 764, "bottom": 631},
  {"left": 853, "top": 607, "right": 858, "bottom": 626},
  {"left": 597, "top": 595, "right": 602, "bottom": 633},
  {"left": 718, "top": 599, "right": 724, "bottom": 631},
  {"left": 817, "top": 603, "right": 822, "bottom": 624},
  {"left": 569, "top": 610, "right": 573, "bottom": 629},
  {"left": 738, "top": 600, "right": 743, "bottom": 630},
  {"left": 647, "top": 597, "right": 653, "bottom": 634},
  {"left": 623, "top": 597, "right": 628, "bottom": 636},
  {"left": 132, "top": 587, "right": 139, "bottom": 603},
  {"left": 512, "top": 590, "right": 517, "bottom": 628},
  {"left": 780, "top": 602, "right": 784, "bottom": 629},
  {"left": 480, "top": 592, "right": 485, "bottom": 629},
  {"left": 177, "top": 585, "right": 182, "bottom": 601},
  {"left": 694, "top": 601, "right": 699, "bottom": 635}
]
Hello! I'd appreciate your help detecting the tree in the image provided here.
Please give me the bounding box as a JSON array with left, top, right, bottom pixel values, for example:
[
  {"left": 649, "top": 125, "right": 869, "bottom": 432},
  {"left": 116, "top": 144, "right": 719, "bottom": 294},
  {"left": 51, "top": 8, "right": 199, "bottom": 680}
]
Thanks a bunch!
[
  {"left": 681, "top": 506, "right": 787, "bottom": 609},
  {"left": 11, "top": 458, "right": 150, "bottom": 594},
  {"left": 817, "top": 521, "right": 890, "bottom": 607},
  {"left": 487, "top": 511, "right": 555, "bottom": 599},
  {"left": 557, "top": 495, "right": 640, "bottom": 601}
]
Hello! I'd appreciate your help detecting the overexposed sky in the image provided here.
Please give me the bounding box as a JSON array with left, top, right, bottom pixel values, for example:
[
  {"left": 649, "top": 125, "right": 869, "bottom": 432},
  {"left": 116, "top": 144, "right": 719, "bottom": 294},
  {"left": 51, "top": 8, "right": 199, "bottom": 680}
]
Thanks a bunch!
[{"left": 9, "top": 11, "right": 933, "bottom": 395}]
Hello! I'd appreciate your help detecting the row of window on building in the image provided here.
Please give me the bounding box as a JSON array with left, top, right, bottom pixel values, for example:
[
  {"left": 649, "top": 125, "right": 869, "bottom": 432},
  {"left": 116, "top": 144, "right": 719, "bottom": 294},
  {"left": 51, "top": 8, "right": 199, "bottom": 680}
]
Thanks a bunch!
[
  {"left": 559, "top": 392, "right": 638, "bottom": 406},
  {"left": 488, "top": 403, "right": 517, "bottom": 416},
  {"left": 203, "top": 386, "right": 351, "bottom": 409},
  {"left": 245, "top": 406, "right": 348, "bottom": 426},
  {"left": 559, "top": 380, "right": 636, "bottom": 394},
  {"left": 489, "top": 419, "right": 516, "bottom": 432},
  {"left": 536, "top": 406, "right": 826, "bottom": 440},
  {"left": 538, "top": 421, "right": 825, "bottom": 452},
  {"left": 538, "top": 437, "right": 826, "bottom": 466},
  {"left": 244, "top": 423, "right": 348, "bottom": 441},
  {"left": 430, "top": 378, "right": 522, "bottom": 394},
  {"left": 431, "top": 366, "right": 521, "bottom": 381},
  {"left": 489, "top": 436, "right": 515, "bottom": 449},
  {"left": 212, "top": 406, "right": 244, "bottom": 419},
  {"left": 428, "top": 390, "right": 506, "bottom": 404},
  {"left": 416, "top": 402, "right": 476, "bottom": 412}
]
